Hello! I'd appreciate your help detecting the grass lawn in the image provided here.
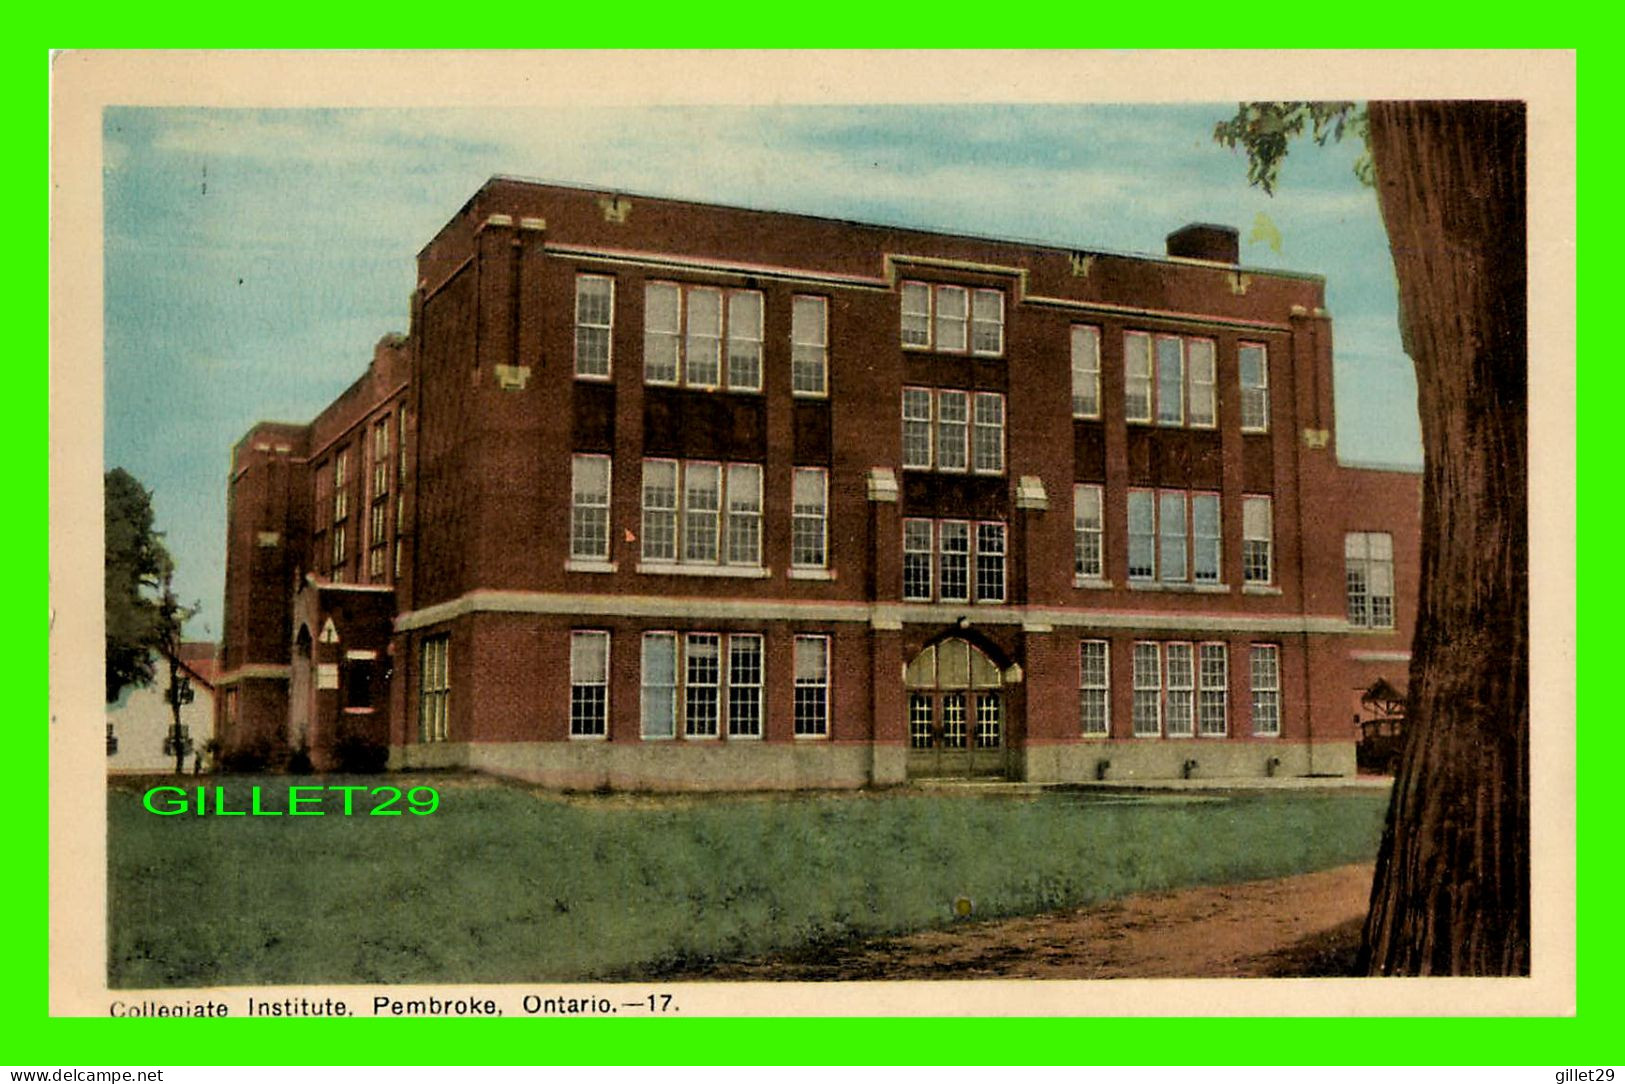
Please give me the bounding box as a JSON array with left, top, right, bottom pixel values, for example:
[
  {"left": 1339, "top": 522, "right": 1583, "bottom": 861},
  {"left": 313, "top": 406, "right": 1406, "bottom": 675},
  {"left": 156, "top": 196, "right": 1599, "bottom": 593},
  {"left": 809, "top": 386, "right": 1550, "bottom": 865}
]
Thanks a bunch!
[{"left": 108, "top": 775, "right": 1389, "bottom": 987}]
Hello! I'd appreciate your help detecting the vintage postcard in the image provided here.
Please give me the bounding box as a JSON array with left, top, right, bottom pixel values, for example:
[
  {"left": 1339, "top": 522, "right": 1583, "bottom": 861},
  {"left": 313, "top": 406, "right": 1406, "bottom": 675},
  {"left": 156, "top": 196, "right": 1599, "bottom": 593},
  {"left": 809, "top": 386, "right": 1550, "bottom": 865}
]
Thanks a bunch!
[{"left": 49, "top": 50, "right": 1576, "bottom": 1021}]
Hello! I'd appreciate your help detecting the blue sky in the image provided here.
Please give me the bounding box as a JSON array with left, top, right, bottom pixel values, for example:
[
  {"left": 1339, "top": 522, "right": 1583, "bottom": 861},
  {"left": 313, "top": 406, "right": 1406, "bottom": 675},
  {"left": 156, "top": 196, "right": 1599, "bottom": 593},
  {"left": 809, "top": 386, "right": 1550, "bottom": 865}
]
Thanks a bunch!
[{"left": 103, "top": 104, "right": 1420, "bottom": 639}]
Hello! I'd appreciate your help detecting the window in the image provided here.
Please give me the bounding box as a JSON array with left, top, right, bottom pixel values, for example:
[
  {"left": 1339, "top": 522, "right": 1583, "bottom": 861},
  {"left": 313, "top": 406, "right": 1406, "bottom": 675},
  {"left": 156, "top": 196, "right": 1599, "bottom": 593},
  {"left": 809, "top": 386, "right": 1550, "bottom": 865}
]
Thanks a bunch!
[
  {"left": 372, "top": 418, "right": 390, "bottom": 498},
  {"left": 1126, "top": 331, "right": 1218, "bottom": 428},
  {"left": 903, "top": 519, "right": 1006, "bottom": 603},
  {"left": 641, "top": 632, "right": 763, "bottom": 740},
  {"left": 575, "top": 275, "right": 614, "bottom": 378},
  {"left": 570, "top": 455, "right": 611, "bottom": 561},
  {"left": 641, "top": 460, "right": 765, "bottom": 569},
  {"left": 972, "top": 393, "right": 1004, "bottom": 474},
  {"left": 1074, "top": 484, "right": 1104, "bottom": 580},
  {"left": 1071, "top": 324, "right": 1102, "bottom": 418},
  {"left": 726, "top": 464, "right": 762, "bottom": 566},
  {"left": 1250, "top": 644, "right": 1281, "bottom": 735},
  {"left": 1079, "top": 640, "right": 1110, "bottom": 736},
  {"left": 937, "top": 390, "right": 968, "bottom": 472},
  {"left": 791, "top": 468, "right": 827, "bottom": 568},
  {"left": 333, "top": 448, "right": 350, "bottom": 523},
  {"left": 902, "top": 388, "right": 1003, "bottom": 473},
  {"left": 902, "top": 388, "right": 933, "bottom": 469},
  {"left": 791, "top": 296, "right": 828, "bottom": 396},
  {"left": 570, "top": 631, "right": 609, "bottom": 737},
  {"left": 644, "top": 282, "right": 764, "bottom": 390},
  {"left": 419, "top": 635, "right": 449, "bottom": 742},
  {"left": 1132, "top": 642, "right": 1162, "bottom": 737},
  {"left": 728, "top": 291, "right": 763, "bottom": 391},
  {"left": 1240, "top": 344, "right": 1270, "bottom": 431},
  {"left": 331, "top": 523, "right": 347, "bottom": 579},
  {"left": 728, "top": 635, "right": 763, "bottom": 738},
  {"left": 1188, "top": 339, "right": 1217, "bottom": 427},
  {"left": 975, "top": 523, "right": 1006, "bottom": 603},
  {"left": 368, "top": 502, "right": 387, "bottom": 580},
  {"left": 640, "top": 633, "right": 677, "bottom": 739},
  {"left": 903, "top": 519, "right": 933, "bottom": 601},
  {"left": 1243, "top": 496, "right": 1273, "bottom": 585},
  {"left": 1130, "top": 489, "right": 1222, "bottom": 585},
  {"left": 1165, "top": 642, "right": 1195, "bottom": 737},
  {"left": 900, "top": 281, "right": 1004, "bottom": 356},
  {"left": 1346, "top": 532, "right": 1396, "bottom": 628},
  {"left": 794, "top": 635, "right": 829, "bottom": 736},
  {"left": 684, "top": 634, "right": 721, "bottom": 738},
  {"left": 397, "top": 407, "right": 409, "bottom": 485},
  {"left": 1199, "top": 643, "right": 1228, "bottom": 737}
]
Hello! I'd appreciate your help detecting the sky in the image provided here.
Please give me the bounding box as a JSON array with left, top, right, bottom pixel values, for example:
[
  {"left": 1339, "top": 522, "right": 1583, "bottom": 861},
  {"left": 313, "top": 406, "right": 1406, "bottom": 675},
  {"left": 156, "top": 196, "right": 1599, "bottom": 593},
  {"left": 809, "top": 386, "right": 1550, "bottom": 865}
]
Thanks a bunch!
[{"left": 102, "top": 103, "right": 1421, "bottom": 640}]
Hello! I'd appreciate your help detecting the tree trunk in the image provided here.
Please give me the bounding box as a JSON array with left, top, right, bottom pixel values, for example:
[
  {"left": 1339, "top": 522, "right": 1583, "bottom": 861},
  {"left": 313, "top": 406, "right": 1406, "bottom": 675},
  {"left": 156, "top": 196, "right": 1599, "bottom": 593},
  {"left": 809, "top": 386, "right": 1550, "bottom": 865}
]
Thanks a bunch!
[{"left": 1359, "top": 101, "right": 1529, "bottom": 975}]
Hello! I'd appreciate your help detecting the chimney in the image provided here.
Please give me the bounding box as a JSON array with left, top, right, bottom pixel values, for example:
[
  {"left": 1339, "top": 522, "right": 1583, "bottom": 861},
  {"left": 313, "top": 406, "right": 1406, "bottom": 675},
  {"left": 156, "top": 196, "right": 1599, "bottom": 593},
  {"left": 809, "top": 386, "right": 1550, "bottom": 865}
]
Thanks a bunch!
[{"left": 1165, "top": 223, "right": 1240, "bottom": 264}]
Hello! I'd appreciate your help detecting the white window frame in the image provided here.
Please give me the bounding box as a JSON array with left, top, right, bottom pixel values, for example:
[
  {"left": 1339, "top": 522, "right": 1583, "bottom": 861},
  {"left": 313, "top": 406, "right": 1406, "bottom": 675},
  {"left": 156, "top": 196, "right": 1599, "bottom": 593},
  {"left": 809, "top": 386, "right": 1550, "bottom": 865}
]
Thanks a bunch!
[
  {"left": 642, "top": 459, "right": 766, "bottom": 570},
  {"left": 683, "top": 633, "right": 722, "bottom": 739},
  {"left": 975, "top": 522, "right": 1006, "bottom": 604},
  {"left": 937, "top": 390, "right": 969, "bottom": 472},
  {"left": 1155, "top": 335, "right": 1186, "bottom": 427},
  {"left": 1079, "top": 640, "right": 1110, "bottom": 737},
  {"left": 1192, "top": 491, "right": 1222, "bottom": 585},
  {"left": 971, "top": 392, "right": 1005, "bottom": 475},
  {"left": 569, "top": 630, "right": 610, "bottom": 739},
  {"left": 1240, "top": 343, "right": 1270, "bottom": 432},
  {"left": 1074, "top": 484, "right": 1105, "bottom": 581},
  {"left": 570, "top": 454, "right": 612, "bottom": 561},
  {"left": 1165, "top": 642, "right": 1195, "bottom": 738},
  {"left": 938, "top": 520, "right": 971, "bottom": 603},
  {"left": 1250, "top": 643, "right": 1281, "bottom": 736},
  {"left": 684, "top": 286, "right": 723, "bottom": 389},
  {"left": 1346, "top": 531, "right": 1396, "bottom": 628},
  {"left": 1188, "top": 338, "right": 1217, "bottom": 428},
  {"left": 640, "top": 632, "right": 679, "bottom": 740},
  {"left": 901, "top": 387, "right": 934, "bottom": 471},
  {"left": 902, "top": 518, "right": 934, "bottom": 602},
  {"left": 418, "top": 634, "right": 450, "bottom": 743},
  {"left": 1158, "top": 490, "right": 1188, "bottom": 583},
  {"left": 791, "top": 295, "right": 828, "bottom": 397},
  {"left": 1124, "top": 331, "right": 1154, "bottom": 424},
  {"left": 793, "top": 634, "right": 831, "bottom": 738},
  {"left": 725, "top": 463, "right": 763, "bottom": 567},
  {"left": 643, "top": 281, "right": 681, "bottom": 385},
  {"left": 1071, "top": 324, "right": 1102, "bottom": 419},
  {"left": 1131, "top": 641, "right": 1162, "bottom": 738},
  {"left": 1127, "top": 488, "right": 1157, "bottom": 582},
  {"left": 900, "top": 281, "right": 1003, "bottom": 356},
  {"left": 644, "top": 280, "right": 764, "bottom": 392},
  {"left": 971, "top": 288, "right": 1005, "bottom": 356},
  {"left": 727, "top": 290, "right": 764, "bottom": 392},
  {"left": 791, "top": 467, "right": 828, "bottom": 569},
  {"left": 934, "top": 284, "right": 969, "bottom": 353},
  {"left": 1243, "top": 496, "right": 1274, "bottom": 585},
  {"left": 574, "top": 274, "right": 615, "bottom": 379},
  {"left": 1198, "top": 642, "right": 1228, "bottom": 737},
  {"left": 727, "top": 634, "right": 764, "bottom": 739}
]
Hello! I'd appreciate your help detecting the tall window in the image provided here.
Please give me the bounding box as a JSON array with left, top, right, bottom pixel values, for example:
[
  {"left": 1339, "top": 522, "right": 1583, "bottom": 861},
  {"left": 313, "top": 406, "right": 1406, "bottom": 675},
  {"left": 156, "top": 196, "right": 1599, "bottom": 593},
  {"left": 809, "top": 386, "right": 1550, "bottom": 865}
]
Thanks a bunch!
[
  {"left": 333, "top": 448, "right": 350, "bottom": 524},
  {"left": 368, "top": 503, "right": 387, "bottom": 580},
  {"left": 972, "top": 393, "right": 1005, "bottom": 474},
  {"left": 570, "top": 455, "right": 612, "bottom": 561},
  {"left": 937, "top": 390, "right": 968, "bottom": 471},
  {"left": 1199, "top": 643, "right": 1229, "bottom": 737},
  {"left": 791, "top": 468, "right": 827, "bottom": 569},
  {"left": 1079, "top": 640, "right": 1110, "bottom": 736},
  {"left": 1129, "top": 489, "right": 1222, "bottom": 585},
  {"left": 372, "top": 418, "right": 390, "bottom": 499},
  {"left": 642, "top": 460, "right": 763, "bottom": 569},
  {"left": 1074, "top": 484, "right": 1104, "bottom": 580},
  {"left": 1239, "top": 344, "right": 1270, "bottom": 431},
  {"left": 684, "top": 633, "right": 721, "bottom": 738},
  {"left": 791, "top": 295, "right": 828, "bottom": 396},
  {"left": 1132, "top": 642, "right": 1162, "bottom": 737},
  {"left": 1250, "top": 644, "right": 1281, "bottom": 735},
  {"left": 975, "top": 523, "right": 1006, "bottom": 603},
  {"left": 902, "top": 388, "right": 933, "bottom": 469},
  {"left": 1126, "top": 331, "right": 1218, "bottom": 428},
  {"left": 1071, "top": 324, "right": 1102, "bottom": 419},
  {"left": 640, "top": 633, "right": 678, "bottom": 739},
  {"left": 1165, "top": 642, "right": 1195, "bottom": 737},
  {"left": 940, "top": 522, "right": 970, "bottom": 602},
  {"left": 1243, "top": 496, "right": 1274, "bottom": 585},
  {"left": 728, "top": 635, "right": 763, "bottom": 738},
  {"left": 575, "top": 275, "right": 614, "bottom": 378},
  {"left": 725, "top": 464, "right": 762, "bottom": 566},
  {"left": 902, "top": 388, "right": 1003, "bottom": 473},
  {"left": 419, "top": 634, "right": 449, "bottom": 742},
  {"left": 641, "top": 632, "right": 762, "bottom": 740},
  {"left": 644, "top": 282, "right": 763, "bottom": 390},
  {"left": 569, "top": 631, "right": 609, "bottom": 737},
  {"left": 1346, "top": 531, "right": 1396, "bottom": 628},
  {"left": 794, "top": 635, "right": 830, "bottom": 736},
  {"left": 903, "top": 519, "right": 933, "bottom": 601},
  {"left": 900, "top": 281, "right": 1004, "bottom": 356}
]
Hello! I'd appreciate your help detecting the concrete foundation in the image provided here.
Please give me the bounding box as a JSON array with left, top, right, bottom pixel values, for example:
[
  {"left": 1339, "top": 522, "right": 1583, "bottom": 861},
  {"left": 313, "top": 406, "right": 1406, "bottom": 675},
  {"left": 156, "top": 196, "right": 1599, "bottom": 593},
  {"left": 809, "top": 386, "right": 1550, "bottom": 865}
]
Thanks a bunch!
[{"left": 1019, "top": 739, "right": 1355, "bottom": 784}]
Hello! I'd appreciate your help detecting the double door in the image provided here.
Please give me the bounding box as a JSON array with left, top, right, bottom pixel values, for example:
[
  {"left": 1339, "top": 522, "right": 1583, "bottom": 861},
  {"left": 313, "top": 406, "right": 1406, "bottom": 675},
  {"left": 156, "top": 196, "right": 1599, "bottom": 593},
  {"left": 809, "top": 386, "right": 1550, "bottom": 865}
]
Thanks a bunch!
[{"left": 906, "top": 690, "right": 1005, "bottom": 778}]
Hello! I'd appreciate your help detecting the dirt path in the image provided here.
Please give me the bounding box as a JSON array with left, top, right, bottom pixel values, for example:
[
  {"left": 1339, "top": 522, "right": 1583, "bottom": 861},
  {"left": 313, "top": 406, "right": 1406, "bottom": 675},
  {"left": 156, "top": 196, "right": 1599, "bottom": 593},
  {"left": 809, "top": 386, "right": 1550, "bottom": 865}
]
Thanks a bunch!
[{"left": 681, "top": 863, "right": 1374, "bottom": 981}]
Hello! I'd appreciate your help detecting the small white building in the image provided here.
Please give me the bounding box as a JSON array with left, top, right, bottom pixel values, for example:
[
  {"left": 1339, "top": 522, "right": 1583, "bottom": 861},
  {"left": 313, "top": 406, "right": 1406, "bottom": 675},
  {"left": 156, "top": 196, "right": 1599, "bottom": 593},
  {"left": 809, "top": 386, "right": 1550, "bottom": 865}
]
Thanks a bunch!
[{"left": 107, "top": 643, "right": 216, "bottom": 774}]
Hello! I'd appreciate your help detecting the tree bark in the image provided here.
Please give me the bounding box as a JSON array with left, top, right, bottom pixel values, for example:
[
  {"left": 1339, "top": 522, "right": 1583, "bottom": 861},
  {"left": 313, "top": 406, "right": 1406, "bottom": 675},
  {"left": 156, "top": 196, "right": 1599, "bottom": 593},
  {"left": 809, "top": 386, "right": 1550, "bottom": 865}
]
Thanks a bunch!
[{"left": 1359, "top": 101, "right": 1529, "bottom": 975}]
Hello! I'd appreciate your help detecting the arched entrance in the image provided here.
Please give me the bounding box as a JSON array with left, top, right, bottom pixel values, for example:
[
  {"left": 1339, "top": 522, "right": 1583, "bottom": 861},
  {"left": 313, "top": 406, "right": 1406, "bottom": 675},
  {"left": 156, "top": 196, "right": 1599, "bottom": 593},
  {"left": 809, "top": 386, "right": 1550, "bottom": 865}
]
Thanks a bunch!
[{"left": 904, "top": 637, "right": 1008, "bottom": 779}]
